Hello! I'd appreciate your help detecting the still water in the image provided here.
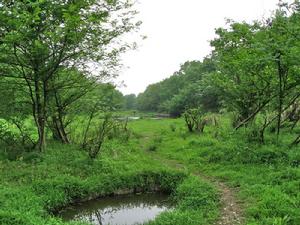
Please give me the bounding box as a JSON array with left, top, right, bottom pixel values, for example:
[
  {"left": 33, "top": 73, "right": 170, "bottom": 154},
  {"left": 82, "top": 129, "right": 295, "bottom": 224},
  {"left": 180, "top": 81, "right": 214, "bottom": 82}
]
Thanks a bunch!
[{"left": 59, "top": 193, "right": 172, "bottom": 225}]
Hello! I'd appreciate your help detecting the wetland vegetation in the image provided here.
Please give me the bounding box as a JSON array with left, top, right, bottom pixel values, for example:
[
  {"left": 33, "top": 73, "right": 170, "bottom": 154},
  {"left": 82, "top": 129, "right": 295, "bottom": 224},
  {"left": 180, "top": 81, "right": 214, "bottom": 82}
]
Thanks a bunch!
[{"left": 1, "top": 1, "right": 300, "bottom": 225}]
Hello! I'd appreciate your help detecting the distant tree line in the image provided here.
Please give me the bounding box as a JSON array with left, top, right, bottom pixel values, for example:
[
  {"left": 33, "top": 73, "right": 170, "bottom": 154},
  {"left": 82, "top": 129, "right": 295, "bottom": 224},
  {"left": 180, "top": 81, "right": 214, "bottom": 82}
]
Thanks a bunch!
[{"left": 135, "top": 59, "right": 220, "bottom": 116}]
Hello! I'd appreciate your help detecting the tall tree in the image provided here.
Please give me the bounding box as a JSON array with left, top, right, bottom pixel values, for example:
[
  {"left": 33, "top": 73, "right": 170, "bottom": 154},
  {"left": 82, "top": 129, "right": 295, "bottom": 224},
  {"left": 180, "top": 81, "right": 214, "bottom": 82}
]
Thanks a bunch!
[
  {"left": 0, "top": 0, "right": 139, "bottom": 151},
  {"left": 211, "top": 2, "right": 300, "bottom": 130}
]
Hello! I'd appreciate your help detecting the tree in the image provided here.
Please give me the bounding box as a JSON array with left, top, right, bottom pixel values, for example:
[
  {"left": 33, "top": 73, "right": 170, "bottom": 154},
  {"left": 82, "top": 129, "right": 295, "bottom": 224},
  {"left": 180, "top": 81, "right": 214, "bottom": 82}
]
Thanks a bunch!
[
  {"left": 210, "top": 21, "right": 275, "bottom": 127},
  {"left": 137, "top": 83, "right": 164, "bottom": 112},
  {"left": 264, "top": 6, "right": 300, "bottom": 138},
  {"left": 166, "top": 83, "right": 202, "bottom": 117},
  {"left": 208, "top": 2, "right": 300, "bottom": 144},
  {"left": 210, "top": 4, "right": 300, "bottom": 131},
  {"left": 0, "top": 0, "right": 139, "bottom": 151},
  {"left": 123, "top": 94, "right": 137, "bottom": 110},
  {"left": 166, "top": 74, "right": 220, "bottom": 117}
]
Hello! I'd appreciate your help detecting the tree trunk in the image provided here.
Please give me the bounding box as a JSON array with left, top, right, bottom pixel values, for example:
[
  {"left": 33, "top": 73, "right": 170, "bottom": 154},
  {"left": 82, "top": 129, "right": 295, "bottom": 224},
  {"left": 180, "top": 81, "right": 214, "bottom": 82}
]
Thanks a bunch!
[
  {"left": 82, "top": 110, "right": 95, "bottom": 148},
  {"left": 258, "top": 116, "right": 269, "bottom": 144},
  {"left": 33, "top": 78, "right": 47, "bottom": 152},
  {"left": 35, "top": 113, "right": 46, "bottom": 152},
  {"left": 47, "top": 90, "right": 70, "bottom": 143},
  {"left": 49, "top": 115, "right": 69, "bottom": 144},
  {"left": 58, "top": 115, "right": 69, "bottom": 143},
  {"left": 276, "top": 52, "right": 285, "bottom": 140}
]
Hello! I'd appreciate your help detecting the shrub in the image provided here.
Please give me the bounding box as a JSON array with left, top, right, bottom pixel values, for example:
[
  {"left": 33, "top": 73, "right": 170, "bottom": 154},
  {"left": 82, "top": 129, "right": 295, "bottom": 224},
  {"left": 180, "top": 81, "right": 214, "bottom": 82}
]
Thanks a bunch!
[{"left": 183, "top": 108, "right": 204, "bottom": 132}]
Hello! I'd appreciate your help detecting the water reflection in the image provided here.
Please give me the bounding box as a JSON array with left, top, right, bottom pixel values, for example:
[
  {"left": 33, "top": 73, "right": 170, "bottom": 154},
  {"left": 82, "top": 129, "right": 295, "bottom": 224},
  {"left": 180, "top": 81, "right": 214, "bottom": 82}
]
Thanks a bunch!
[{"left": 59, "top": 193, "right": 171, "bottom": 225}]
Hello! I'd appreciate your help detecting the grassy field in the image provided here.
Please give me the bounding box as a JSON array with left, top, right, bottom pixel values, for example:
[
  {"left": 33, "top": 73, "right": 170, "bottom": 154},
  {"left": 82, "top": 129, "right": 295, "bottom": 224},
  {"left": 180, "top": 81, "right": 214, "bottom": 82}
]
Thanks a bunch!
[
  {"left": 1, "top": 115, "right": 300, "bottom": 225},
  {"left": 128, "top": 118, "right": 300, "bottom": 225},
  {"left": 0, "top": 118, "right": 219, "bottom": 225}
]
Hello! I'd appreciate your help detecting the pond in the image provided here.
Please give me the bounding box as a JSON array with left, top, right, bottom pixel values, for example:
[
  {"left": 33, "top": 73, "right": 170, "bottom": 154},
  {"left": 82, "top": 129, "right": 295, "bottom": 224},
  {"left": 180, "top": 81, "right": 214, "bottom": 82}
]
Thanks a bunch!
[{"left": 59, "top": 193, "right": 172, "bottom": 225}]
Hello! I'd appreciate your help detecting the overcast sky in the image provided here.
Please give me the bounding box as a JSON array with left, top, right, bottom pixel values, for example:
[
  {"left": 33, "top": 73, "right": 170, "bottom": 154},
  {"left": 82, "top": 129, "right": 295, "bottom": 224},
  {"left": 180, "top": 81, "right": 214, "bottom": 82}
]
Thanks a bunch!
[{"left": 116, "top": 0, "right": 284, "bottom": 95}]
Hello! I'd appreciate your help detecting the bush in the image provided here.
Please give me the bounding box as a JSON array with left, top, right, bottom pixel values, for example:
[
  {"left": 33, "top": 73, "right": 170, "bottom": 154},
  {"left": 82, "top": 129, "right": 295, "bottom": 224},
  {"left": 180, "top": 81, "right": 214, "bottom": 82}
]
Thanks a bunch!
[
  {"left": 0, "top": 121, "right": 34, "bottom": 161},
  {"left": 183, "top": 108, "right": 205, "bottom": 133}
]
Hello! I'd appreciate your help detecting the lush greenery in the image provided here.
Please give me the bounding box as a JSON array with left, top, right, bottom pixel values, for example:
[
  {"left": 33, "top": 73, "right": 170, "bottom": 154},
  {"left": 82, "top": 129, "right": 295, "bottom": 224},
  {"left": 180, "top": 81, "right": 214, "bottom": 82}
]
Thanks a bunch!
[
  {"left": 129, "top": 117, "right": 300, "bottom": 225},
  {"left": 137, "top": 2, "right": 300, "bottom": 145},
  {"left": 0, "top": 0, "right": 139, "bottom": 151},
  {"left": 1, "top": 1, "right": 300, "bottom": 225},
  {"left": 0, "top": 129, "right": 220, "bottom": 225}
]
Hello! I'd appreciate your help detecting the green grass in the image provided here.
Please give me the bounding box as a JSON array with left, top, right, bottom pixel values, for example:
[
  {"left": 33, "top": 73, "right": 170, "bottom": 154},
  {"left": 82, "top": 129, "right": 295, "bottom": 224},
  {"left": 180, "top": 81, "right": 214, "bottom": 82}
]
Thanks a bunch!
[
  {"left": 148, "top": 176, "right": 219, "bottom": 225},
  {"left": 0, "top": 128, "right": 220, "bottom": 225},
  {"left": 1, "top": 114, "right": 300, "bottom": 225},
  {"left": 128, "top": 118, "right": 300, "bottom": 225}
]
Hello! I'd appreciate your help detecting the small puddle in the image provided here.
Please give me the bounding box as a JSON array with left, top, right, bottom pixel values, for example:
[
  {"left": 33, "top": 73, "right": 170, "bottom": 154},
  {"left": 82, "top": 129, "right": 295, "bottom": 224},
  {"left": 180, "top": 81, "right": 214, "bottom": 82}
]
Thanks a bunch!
[{"left": 59, "top": 193, "right": 172, "bottom": 225}]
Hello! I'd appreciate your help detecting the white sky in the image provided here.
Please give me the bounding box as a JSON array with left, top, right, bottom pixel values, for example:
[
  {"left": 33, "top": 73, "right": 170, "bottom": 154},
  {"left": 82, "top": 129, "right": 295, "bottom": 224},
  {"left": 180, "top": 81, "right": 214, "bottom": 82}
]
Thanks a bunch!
[{"left": 117, "top": 0, "right": 285, "bottom": 95}]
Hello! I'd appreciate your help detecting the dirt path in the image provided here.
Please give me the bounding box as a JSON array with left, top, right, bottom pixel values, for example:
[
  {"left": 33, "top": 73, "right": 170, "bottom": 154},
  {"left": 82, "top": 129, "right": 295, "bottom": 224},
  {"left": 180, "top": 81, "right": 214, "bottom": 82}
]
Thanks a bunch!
[
  {"left": 151, "top": 156, "right": 244, "bottom": 225},
  {"left": 213, "top": 180, "right": 243, "bottom": 225}
]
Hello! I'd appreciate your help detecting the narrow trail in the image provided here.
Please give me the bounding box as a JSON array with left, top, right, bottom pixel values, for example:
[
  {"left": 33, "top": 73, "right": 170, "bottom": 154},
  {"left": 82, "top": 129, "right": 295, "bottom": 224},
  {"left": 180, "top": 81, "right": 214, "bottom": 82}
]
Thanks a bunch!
[{"left": 150, "top": 155, "right": 244, "bottom": 225}]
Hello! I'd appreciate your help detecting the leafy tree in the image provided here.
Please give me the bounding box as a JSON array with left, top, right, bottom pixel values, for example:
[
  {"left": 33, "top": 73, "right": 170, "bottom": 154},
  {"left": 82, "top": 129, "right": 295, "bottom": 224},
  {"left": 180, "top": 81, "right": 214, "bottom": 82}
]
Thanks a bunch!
[
  {"left": 0, "top": 0, "right": 138, "bottom": 150},
  {"left": 166, "top": 83, "right": 202, "bottom": 117},
  {"left": 166, "top": 75, "right": 220, "bottom": 117},
  {"left": 264, "top": 6, "right": 300, "bottom": 137},
  {"left": 206, "top": 2, "right": 300, "bottom": 144},
  {"left": 210, "top": 3, "right": 300, "bottom": 134},
  {"left": 137, "top": 83, "right": 163, "bottom": 112},
  {"left": 210, "top": 21, "right": 275, "bottom": 127}
]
